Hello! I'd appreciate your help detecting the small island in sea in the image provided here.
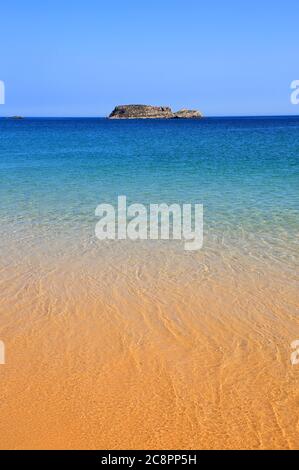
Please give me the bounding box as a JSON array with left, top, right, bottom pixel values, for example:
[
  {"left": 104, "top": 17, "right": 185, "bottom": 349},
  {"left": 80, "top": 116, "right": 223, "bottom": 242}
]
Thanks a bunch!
[{"left": 108, "top": 104, "right": 203, "bottom": 119}]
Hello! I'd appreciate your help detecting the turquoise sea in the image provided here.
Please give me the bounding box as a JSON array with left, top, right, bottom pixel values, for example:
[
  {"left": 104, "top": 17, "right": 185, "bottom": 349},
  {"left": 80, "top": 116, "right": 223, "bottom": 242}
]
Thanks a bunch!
[
  {"left": 0, "top": 116, "right": 299, "bottom": 451},
  {"left": 0, "top": 116, "right": 298, "bottom": 270}
]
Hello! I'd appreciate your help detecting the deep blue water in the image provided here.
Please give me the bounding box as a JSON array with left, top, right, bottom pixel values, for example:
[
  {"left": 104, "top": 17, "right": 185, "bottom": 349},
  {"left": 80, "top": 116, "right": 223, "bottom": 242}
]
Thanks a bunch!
[{"left": 0, "top": 116, "right": 298, "bottom": 263}]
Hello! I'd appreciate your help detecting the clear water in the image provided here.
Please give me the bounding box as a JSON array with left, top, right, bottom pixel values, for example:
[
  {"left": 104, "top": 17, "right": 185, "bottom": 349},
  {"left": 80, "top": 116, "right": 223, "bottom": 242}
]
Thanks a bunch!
[{"left": 0, "top": 116, "right": 298, "bottom": 268}]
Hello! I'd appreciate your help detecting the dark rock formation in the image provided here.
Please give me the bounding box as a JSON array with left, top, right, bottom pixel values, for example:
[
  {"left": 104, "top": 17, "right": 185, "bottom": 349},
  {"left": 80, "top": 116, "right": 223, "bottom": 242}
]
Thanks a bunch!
[
  {"left": 109, "top": 105, "right": 173, "bottom": 119},
  {"left": 108, "top": 105, "right": 202, "bottom": 119},
  {"left": 173, "top": 109, "right": 203, "bottom": 119}
]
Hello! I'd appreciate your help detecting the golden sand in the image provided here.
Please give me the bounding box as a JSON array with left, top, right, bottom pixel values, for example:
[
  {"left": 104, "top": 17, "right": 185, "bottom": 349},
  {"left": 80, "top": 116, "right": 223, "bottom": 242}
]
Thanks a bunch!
[{"left": 0, "top": 241, "right": 298, "bottom": 449}]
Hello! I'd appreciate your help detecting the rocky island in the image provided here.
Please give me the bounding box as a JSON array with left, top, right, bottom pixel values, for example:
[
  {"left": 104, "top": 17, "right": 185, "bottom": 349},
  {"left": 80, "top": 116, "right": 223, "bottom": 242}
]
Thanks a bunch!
[{"left": 108, "top": 105, "right": 203, "bottom": 119}]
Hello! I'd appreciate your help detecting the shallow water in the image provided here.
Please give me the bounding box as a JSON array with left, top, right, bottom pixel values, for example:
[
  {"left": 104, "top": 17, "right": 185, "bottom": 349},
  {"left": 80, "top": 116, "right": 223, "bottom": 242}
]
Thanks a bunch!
[{"left": 0, "top": 117, "right": 298, "bottom": 449}]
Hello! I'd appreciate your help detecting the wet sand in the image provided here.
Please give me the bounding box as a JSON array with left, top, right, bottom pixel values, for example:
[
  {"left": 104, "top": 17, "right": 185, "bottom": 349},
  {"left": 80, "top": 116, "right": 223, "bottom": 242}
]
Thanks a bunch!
[{"left": 0, "top": 241, "right": 298, "bottom": 449}]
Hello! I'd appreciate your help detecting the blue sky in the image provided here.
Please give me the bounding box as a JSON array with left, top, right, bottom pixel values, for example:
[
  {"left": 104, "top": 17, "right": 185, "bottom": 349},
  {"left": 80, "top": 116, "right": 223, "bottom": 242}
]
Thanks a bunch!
[{"left": 0, "top": 0, "right": 298, "bottom": 116}]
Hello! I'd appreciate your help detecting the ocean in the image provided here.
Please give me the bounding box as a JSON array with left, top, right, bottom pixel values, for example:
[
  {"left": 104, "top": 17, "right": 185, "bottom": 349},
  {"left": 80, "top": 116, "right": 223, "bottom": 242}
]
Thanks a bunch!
[
  {"left": 0, "top": 116, "right": 298, "bottom": 449},
  {"left": 1, "top": 116, "right": 298, "bottom": 262}
]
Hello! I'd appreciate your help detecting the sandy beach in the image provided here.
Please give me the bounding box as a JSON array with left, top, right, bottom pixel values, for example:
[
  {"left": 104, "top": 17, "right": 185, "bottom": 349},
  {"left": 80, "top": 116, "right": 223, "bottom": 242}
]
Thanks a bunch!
[{"left": 0, "top": 239, "right": 298, "bottom": 450}]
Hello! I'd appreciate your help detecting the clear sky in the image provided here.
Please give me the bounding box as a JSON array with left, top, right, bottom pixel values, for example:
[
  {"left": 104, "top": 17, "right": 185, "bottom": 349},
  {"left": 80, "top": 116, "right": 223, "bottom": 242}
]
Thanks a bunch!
[{"left": 1, "top": 0, "right": 298, "bottom": 117}]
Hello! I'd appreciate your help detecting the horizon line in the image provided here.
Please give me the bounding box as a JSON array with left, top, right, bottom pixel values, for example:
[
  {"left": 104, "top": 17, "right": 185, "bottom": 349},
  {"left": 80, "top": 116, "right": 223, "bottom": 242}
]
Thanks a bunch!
[{"left": 1, "top": 113, "right": 299, "bottom": 119}]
